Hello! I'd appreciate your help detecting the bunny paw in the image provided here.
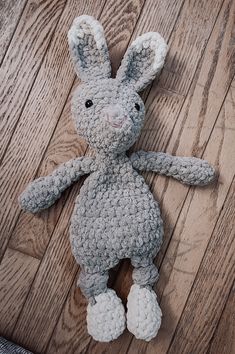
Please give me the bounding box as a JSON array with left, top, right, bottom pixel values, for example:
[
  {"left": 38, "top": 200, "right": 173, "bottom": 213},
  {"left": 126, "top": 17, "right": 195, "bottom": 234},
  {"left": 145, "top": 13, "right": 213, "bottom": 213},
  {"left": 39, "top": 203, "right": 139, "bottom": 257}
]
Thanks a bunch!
[
  {"left": 87, "top": 289, "right": 126, "bottom": 342},
  {"left": 127, "top": 284, "right": 162, "bottom": 341}
]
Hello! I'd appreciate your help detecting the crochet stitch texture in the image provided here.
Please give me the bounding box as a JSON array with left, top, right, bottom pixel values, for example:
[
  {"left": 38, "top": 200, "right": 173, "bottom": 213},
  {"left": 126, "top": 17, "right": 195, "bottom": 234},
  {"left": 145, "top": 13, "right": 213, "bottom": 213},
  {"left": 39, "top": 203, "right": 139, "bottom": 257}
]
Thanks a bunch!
[{"left": 19, "top": 15, "right": 216, "bottom": 342}]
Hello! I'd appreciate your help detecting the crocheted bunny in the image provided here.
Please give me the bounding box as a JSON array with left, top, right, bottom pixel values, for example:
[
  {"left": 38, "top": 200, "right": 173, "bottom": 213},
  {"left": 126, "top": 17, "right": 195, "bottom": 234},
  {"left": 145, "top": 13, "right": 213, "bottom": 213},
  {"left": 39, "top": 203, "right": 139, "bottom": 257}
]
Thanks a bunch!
[{"left": 19, "top": 15, "right": 216, "bottom": 342}]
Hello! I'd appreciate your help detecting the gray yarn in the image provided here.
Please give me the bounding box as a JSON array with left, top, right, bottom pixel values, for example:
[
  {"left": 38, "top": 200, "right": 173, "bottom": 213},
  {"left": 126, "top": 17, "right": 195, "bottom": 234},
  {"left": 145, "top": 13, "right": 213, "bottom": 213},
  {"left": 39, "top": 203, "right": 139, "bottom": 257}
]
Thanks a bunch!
[
  {"left": 130, "top": 151, "right": 215, "bottom": 186},
  {"left": 0, "top": 337, "right": 32, "bottom": 354},
  {"left": 78, "top": 269, "right": 109, "bottom": 303},
  {"left": 69, "top": 153, "right": 164, "bottom": 275},
  {"left": 19, "top": 157, "right": 96, "bottom": 213},
  {"left": 19, "top": 15, "right": 216, "bottom": 303},
  {"left": 132, "top": 263, "right": 159, "bottom": 287}
]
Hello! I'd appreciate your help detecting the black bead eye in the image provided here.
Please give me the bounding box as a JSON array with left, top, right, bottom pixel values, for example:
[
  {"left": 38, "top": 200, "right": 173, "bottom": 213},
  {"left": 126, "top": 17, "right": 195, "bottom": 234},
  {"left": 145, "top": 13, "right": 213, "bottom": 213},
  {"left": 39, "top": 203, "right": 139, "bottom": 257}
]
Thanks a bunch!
[
  {"left": 85, "top": 99, "right": 93, "bottom": 108},
  {"left": 135, "top": 103, "right": 140, "bottom": 111}
]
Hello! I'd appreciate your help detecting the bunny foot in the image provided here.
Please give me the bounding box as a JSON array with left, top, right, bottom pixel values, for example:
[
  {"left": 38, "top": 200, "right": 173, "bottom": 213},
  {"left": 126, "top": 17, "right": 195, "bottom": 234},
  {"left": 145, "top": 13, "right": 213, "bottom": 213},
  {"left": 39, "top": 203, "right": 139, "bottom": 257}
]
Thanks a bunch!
[
  {"left": 127, "top": 284, "right": 162, "bottom": 341},
  {"left": 87, "top": 289, "right": 126, "bottom": 342}
]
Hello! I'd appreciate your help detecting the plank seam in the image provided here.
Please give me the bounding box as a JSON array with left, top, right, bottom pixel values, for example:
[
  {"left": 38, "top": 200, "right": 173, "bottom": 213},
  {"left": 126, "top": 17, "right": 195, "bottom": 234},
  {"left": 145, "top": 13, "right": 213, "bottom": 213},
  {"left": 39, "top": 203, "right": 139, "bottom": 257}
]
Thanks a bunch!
[{"left": 7, "top": 246, "right": 41, "bottom": 262}]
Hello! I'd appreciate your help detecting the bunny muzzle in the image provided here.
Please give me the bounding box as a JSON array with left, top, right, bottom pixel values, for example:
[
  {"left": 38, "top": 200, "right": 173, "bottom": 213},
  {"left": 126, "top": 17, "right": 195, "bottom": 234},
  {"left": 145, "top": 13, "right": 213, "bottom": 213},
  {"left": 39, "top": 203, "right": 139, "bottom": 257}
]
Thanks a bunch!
[{"left": 103, "top": 104, "right": 129, "bottom": 129}]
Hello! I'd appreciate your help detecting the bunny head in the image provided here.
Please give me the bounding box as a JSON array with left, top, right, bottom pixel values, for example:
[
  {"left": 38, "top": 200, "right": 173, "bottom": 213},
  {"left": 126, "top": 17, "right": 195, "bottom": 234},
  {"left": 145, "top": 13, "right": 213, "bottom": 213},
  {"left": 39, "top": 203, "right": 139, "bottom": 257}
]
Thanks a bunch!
[{"left": 68, "top": 15, "right": 168, "bottom": 156}]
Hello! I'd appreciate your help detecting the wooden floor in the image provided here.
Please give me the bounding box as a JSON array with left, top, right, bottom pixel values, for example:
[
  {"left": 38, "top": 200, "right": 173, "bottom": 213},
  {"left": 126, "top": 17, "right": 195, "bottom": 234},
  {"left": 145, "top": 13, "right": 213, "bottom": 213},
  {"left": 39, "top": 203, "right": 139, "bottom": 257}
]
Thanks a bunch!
[{"left": 0, "top": 0, "right": 235, "bottom": 353}]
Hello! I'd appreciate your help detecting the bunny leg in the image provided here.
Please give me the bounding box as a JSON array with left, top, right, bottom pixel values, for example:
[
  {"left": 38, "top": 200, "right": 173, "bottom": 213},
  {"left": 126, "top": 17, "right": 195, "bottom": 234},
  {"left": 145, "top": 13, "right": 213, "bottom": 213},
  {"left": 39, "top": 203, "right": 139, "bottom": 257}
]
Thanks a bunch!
[
  {"left": 127, "top": 258, "right": 162, "bottom": 341},
  {"left": 78, "top": 269, "right": 126, "bottom": 342}
]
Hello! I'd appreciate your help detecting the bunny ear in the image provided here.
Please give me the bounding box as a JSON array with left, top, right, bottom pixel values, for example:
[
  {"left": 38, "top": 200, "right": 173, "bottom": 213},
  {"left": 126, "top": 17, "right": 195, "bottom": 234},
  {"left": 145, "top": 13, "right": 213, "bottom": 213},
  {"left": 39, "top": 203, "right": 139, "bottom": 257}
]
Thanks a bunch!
[
  {"left": 68, "top": 15, "right": 111, "bottom": 81},
  {"left": 116, "top": 32, "right": 168, "bottom": 92}
]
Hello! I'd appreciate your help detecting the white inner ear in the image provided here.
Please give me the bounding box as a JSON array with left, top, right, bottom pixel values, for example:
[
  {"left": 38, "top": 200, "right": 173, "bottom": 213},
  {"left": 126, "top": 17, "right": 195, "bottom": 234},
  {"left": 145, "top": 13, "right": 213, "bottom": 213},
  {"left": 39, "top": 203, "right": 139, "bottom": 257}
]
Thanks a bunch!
[
  {"left": 68, "top": 15, "right": 111, "bottom": 80},
  {"left": 130, "top": 32, "right": 168, "bottom": 72},
  {"left": 117, "top": 31, "right": 168, "bottom": 92},
  {"left": 68, "top": 15, "right": 106, "bottom": 50}
]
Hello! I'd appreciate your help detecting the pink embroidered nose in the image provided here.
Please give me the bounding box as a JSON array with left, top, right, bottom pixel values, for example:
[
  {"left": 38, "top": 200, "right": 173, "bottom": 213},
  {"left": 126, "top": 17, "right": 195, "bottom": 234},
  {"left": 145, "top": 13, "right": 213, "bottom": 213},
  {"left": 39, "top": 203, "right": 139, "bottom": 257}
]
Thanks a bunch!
[{"left": 103, "top": 104, "right": 127, "bottom": 128}]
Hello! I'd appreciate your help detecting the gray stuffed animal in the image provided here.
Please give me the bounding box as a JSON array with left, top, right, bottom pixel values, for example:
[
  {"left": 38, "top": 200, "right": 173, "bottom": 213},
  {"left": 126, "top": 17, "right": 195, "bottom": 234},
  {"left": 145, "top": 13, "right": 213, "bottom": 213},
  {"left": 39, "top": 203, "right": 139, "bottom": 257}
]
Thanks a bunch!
[{"left": 19, "top": 15, "right": 216, "bottom": 342}]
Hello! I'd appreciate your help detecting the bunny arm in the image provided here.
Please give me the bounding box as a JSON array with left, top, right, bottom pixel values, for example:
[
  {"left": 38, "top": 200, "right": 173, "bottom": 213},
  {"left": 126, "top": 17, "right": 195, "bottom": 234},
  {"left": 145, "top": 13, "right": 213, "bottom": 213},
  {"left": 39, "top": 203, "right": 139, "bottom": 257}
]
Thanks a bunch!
[
  {"left": 130, "top": 150, "right": 216, "bottom": 186},
  {"left": 19, "top": 156, "right": 96, "bottom": 213}
]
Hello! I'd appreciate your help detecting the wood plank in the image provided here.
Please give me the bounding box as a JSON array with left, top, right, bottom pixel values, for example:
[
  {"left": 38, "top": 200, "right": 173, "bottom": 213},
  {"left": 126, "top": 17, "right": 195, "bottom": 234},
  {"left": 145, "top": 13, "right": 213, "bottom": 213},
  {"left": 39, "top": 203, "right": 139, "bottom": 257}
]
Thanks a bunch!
[
  {"left": 132, "top": 0, "right": 225, "bottom": 152},
  {"left": 45, "top": 279, "right": 92, "bottom": 354},
  {"left": 11, "top": 190, "right": 79, "bottom": 353},
  {"left": 135, "top": 0, "right": 228, "bottom": 153},
  {"left": 158, "top": 0, "right": 225, "bottom": 96},
  {"left": 168, "top": 180, "right": 235, "bottom": 354},
  {"left": 127, "top": 76, "right": 235, "bottom": 354},
  {"left": 9, "top": 0, "right": 145, "bottom": 261},
  {"left": 208, "top": 284, "right": 235, "bottom": 354},
  {"left": 151, "top": 0, "right": 235, "bottom": 266},
  {"left": 0, "top": 248, "right": 39, "bottom": 338},
  {"left": 0, "top": 0, "right": 67, "bottom": 160},
  {"left": 0, "top": 0, "right": 106, "bottom": 262},
  {"left": 130, "top": 0, "right": 185, "bottom": 43},
  {"left": 0, "top": 0, "right": 27, "bottom": 64},
  {"left": 10, "top": 1, "right": 145, "bottom": 352},
  {"left": 100, "top": 0, "right": 147, "bottom": 75}
]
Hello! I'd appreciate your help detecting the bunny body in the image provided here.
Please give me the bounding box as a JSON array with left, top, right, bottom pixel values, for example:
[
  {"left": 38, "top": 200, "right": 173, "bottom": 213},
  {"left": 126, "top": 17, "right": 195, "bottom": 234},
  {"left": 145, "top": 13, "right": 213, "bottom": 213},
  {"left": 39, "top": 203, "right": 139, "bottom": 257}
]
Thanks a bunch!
[
  {"left": 19, "top": 15, "right": 216, "bottom": 342},
  {"left": 70, "top": 154, "right": 163, "bottom": 273}
]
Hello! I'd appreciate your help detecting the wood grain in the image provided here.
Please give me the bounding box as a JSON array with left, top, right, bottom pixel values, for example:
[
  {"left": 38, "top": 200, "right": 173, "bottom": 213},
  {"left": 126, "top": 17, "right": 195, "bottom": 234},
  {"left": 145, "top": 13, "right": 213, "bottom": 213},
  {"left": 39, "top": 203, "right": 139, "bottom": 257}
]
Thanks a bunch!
[
  {"left": 168, "top": 179, "right": 235, "bottom": 354},
  {"left": 128, "top": 75, "right": 235, "bottom": 354},
  {"left": 11, "top": 191, "right": 79, "bottom": 353},
  {"left": 158, "top": 0, "right": 224, "bottom": 95},
  {"left": 152, "top": 0, "right": 235, "bottom": 267},
  {"left": 45, "top": 280, "right": 91, "bottom": 354},
  {"left": 0, "top": 0, "right": 106, "bottom": 262},
  {"left": 0, "top": 0, "right": 67, "bottom": 160},
  {"left": 0, "top": 0, "right": 27, "bottom": 64},
  {"left": 0, "top": 248, "right": 39, "bottom": 338},
  {"left": 208, "top": 284, "right": 235, "bottom": 354}
]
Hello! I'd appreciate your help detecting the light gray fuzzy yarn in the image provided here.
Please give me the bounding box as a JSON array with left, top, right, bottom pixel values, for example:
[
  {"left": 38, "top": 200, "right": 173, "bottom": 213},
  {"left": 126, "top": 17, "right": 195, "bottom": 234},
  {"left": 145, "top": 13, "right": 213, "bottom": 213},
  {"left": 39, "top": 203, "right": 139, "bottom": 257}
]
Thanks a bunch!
[{"left": 19, "top": 15, "right": 216, "bottom": 303}]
